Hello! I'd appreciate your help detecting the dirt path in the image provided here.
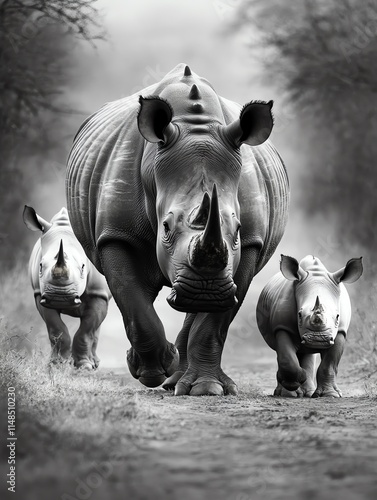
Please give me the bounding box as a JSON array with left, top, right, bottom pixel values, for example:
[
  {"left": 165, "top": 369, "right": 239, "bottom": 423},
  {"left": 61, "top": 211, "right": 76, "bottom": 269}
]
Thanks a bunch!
[
  {"left": 4, "top": 347, "right": 377, "bottom": 500},
  {"left": 110, "top": 355, "right": 377, "bottom": 500}
]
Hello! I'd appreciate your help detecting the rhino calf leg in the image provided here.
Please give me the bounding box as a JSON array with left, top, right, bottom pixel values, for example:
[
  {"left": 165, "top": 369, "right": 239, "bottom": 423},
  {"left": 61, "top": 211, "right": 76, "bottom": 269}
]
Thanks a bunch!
[
  {"left": 313, "top": 332, "right": 345, "bottom": 398},
  {"left": 37, "top": 303, "right": 71, "bottom": 362},
  {"left": 72, "top": 297, "right": 108, "bottom": 370},
  {"left": 275, "top": 330, "right": 307, "bottom": 392},
  {"left": 297, "top": 353, "right": 317, "bottom": 397}
]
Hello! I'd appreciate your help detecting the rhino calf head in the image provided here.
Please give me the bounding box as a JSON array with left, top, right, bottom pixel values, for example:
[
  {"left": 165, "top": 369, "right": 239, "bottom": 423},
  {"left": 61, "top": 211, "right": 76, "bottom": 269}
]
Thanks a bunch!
[
  {"left": 280, "top": 254, "right": 363, "bottom": 348},
  {"left": 23, "top": 206, "right": 88, "bottom": 309}
]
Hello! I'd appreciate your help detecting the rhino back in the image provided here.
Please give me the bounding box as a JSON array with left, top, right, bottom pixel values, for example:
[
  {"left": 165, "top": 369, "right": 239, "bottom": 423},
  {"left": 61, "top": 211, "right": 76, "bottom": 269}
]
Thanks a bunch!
[
  {"left": 256, "top": 272, "right": 298, "bottom": 350},
  {"left": 67, "top": 64, "right": 196, "bottom": 271}
]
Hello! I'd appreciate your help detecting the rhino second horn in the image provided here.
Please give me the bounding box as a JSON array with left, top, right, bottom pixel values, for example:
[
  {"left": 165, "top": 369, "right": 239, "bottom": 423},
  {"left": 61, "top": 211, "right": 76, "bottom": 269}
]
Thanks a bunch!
[
  {"left": 191, "top": 191, "right": 210, "bottom": 227},
  {"left": 189, "top": 84, "right": 202, "bottom": 100},
  {"left": 184, "top": 65, "right": 192, "bottom": 77}
]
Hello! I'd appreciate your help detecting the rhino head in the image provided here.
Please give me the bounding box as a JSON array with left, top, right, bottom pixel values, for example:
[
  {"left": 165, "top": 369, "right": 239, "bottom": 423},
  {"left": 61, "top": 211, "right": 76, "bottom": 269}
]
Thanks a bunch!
[
  {"left": 137, "top": 80, "right": 273, "bottom": 313},
  {"left": 280, "top": 255, "right": 363, "bottom": 348},
  {"left": 23, "top": 206, "right": 88, "bottom": 309}
]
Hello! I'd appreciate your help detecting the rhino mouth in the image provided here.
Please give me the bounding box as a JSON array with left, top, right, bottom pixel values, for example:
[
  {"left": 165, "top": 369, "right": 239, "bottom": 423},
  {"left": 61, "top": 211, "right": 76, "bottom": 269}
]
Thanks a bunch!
[
  {"left": 166, "top": 274, "right": 238, "bottom": 313},
  {"left": 301, "top": 329, "right": 334, "bottom": 348},
  {"left": 40, "top": 287, "right": 81, "bottom": 309}
]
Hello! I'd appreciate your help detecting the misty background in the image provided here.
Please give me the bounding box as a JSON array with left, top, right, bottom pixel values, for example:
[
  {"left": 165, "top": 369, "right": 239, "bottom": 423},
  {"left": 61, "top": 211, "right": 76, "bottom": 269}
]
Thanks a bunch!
[{"left": 1, "top": 0, "right": 374, "bottom": 369}]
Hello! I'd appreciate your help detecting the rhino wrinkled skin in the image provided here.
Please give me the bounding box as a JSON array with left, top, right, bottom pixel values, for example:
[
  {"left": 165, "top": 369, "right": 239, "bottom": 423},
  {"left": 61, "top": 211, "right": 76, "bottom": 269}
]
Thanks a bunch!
[
  {"left": 257, "top": 255, "right": 363, "bottom": 397},
  {"left": 24, "top": 206, "right": 111, "bottom": 369},
  {"left": 66, "top": 63, "right": 289, "bottom": 395}
]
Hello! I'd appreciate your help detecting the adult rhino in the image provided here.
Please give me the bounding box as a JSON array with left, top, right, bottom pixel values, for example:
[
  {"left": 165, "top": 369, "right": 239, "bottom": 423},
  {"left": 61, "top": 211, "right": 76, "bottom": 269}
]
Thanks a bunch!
[
  {"left": 256, "top": 255, "right": 363, "bottom": 397},
  {"left": 24, "top": 206, "right": 111, "bottom": 368},
  {"left": 66, "top": 63, "right": 289, "bottom": 395}
]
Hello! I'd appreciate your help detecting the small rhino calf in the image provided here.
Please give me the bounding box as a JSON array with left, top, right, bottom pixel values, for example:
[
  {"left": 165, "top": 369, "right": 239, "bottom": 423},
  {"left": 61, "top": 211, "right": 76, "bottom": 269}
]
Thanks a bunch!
[
  {"left": 24, "top": 206, "right": 112, "bottom": 369},
  {"left": 256, "top": 255, "right": 363, "bottom": 398}
]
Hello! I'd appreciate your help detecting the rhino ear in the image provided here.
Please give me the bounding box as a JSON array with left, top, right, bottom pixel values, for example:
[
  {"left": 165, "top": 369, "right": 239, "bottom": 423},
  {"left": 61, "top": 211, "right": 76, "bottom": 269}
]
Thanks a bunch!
[
  {"left": 137, "top": 96, "right": 175, "bottom": 144},
  {"left": 23, "top": 206, "right": 52, "bottom": 233},
  {"left": 223, "top": 100, "right": 274, "bottom": 147},
  {"left": 280, "top": 255, "right": 307, "bottom": 281},
  {"left": 332, "top": 257, "right": 363, "bottom": 284}
]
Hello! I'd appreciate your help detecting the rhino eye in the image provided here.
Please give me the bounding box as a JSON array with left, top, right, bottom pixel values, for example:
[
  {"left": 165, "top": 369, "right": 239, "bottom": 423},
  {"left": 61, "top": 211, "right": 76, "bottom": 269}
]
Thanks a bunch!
[
  {"left": 39, "top": 262, "right": 43, "bottom": 275},
  {"left": 163, "top": 221, "right": 170, "bottom": 234},
  {"left": 298, "top": 311, "right": 303, "bottom": 324}
]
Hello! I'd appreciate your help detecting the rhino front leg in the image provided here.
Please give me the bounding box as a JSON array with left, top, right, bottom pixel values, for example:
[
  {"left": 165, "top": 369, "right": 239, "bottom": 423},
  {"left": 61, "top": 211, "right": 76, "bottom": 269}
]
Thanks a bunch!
[
  {"left": 173, "top": 245, "right": 264, "bottom": 396},
  {"left": 36, "top": 300, "right": 71, "bottom": 362},
  {"left": 312, "top": 332, "right": 345, "bottom": 398},
  {"left": 275, "top": 330, "right": 307, "bottom": 394},
  {"left": 72, "top": 296, "right": 108, "bottom": 370},
  {"left": 174, "top": 310, "right": 237, "bottom": 396},
  {"left": 99, "top": 243, "right": 179, "bottom": 387}
]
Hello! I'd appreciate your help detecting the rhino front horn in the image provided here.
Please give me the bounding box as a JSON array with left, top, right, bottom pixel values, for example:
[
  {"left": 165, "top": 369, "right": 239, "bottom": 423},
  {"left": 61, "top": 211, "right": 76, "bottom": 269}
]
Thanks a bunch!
[
  {"left": 56, "top": 239, "right": 66, "bottom": 268},
  {"left": 190, "top": 184, "right": 228, "bottom": 271},
  {"left": 52, "top": 240, "right": 69, "bottom": 279}
]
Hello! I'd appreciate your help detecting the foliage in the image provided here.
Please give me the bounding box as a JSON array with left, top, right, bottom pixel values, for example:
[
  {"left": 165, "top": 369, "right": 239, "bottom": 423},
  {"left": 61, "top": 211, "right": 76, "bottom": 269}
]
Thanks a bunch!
[
  {"left": 233, "top": 0, "right": 377, "bottom": 262},
  {"left": 0, "top": 0, "right": 105, "bottom": 269}
]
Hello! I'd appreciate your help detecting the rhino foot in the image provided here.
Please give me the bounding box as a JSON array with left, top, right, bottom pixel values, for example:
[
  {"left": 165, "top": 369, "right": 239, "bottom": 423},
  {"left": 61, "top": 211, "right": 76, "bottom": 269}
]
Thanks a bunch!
[
  {"left": 174, "top": 369, "right": 238, "bottom": 396},
  {"left": 312, "top": 386, "right": 342, "bottom": 398},
  {"left": 49, "top": 353, "right": 71, "bottom": 366},
  {"left": 274, "top": 382, "right": 314, "bottom": 398},
  {"left": 127, "top": 342, "right": 180, "bottom": 388},
  {"left": 76, "top": 360, "right": 94, "bottom": 371},
  {"left": 162, "top": 371, "right": 185, "bottom": 391}
]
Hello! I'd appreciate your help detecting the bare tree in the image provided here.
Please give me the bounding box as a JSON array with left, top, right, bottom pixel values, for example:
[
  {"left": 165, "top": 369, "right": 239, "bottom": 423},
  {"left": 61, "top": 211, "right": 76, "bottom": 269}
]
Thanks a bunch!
[
  {"left": 0, "top": 0, "right": 105, "bottom": 268},
  {"left": 233, "top": 0, "right": 377, "bottom": 262}
]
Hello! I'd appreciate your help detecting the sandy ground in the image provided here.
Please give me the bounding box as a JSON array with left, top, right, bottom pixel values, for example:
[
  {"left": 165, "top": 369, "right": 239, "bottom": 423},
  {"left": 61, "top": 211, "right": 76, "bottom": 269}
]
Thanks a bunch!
[{"left": 2, "top": 341, "right": 376, "bottom": 500}]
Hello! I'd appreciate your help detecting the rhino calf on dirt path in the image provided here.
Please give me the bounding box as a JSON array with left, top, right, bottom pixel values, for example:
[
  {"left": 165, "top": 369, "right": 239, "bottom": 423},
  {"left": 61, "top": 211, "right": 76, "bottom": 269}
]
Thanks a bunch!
[
  {"left": 256, "top": 255, "right": 363, "bottom": 397},
  {"left": 23, "top": 206, "right": 112, "bottom": 369}
]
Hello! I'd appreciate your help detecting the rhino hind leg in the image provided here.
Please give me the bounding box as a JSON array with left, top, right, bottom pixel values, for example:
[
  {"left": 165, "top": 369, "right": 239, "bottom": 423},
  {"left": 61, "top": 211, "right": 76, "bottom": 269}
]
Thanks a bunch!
[
  {"left": 297, "top": 353, "right": 317, "bottom": 397},
  {"left": 312, "top": 333, "right": 345, "bottom": 398},
  {"left": 72, "top": 296, "right": 108, "bottom": 370},
  {"left": 162, "top": 313, "right": 196, "bottom": 391},
  {"left": 274, "top": 382, "right": 305, "bottom": 398}
]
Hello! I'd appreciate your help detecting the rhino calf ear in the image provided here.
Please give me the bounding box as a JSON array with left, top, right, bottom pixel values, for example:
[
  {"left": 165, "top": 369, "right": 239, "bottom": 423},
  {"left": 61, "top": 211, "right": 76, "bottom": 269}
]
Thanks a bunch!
[
  {"left": 280, "top": 254, "right": 306, "bottom": 281},
  {"left": 23, "top": 205, "right": 51, "bottom": 233},
  {"left": 332, "top": 257, "right": 363, "bottom": 284},
  {"left": 223, "top": 100, "right": 274, "bottom": 147},
  {"left": 137, "top": 96, "right": 175, "bottom": 144}
]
